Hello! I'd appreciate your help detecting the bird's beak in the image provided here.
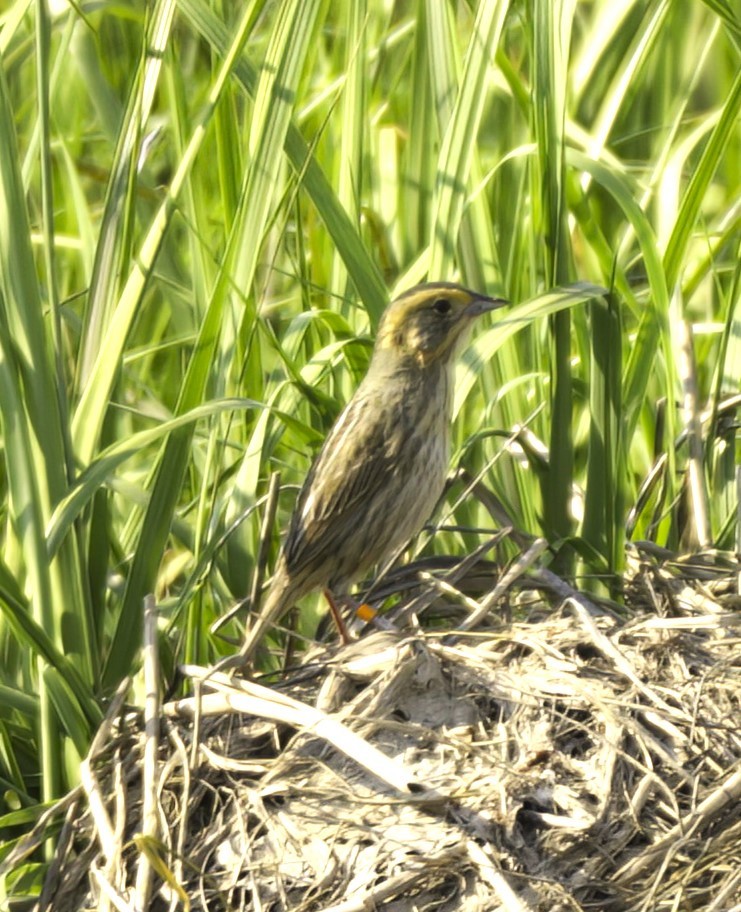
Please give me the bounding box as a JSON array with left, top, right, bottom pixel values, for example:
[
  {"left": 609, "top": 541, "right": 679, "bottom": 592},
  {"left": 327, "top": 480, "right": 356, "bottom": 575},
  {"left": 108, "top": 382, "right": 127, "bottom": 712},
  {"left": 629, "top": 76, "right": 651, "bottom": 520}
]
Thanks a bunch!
[{"left": 465, "top": 294, "right": 509, "bottom": 318}]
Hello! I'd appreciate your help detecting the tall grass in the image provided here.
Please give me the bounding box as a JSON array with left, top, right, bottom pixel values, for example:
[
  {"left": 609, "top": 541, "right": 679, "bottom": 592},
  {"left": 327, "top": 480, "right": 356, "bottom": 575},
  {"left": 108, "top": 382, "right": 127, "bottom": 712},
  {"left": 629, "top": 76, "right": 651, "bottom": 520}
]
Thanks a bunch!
[{"left": 0, "top": 0, "right": 738, "bottom": 895}]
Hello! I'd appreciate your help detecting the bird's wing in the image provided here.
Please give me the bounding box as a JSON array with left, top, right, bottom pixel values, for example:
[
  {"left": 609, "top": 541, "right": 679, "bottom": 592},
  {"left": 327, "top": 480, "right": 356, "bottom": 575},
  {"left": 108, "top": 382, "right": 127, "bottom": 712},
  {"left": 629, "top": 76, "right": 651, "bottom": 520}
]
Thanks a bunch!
[{"left": 283, "top": 390, "right": 400, "bottom": 575}]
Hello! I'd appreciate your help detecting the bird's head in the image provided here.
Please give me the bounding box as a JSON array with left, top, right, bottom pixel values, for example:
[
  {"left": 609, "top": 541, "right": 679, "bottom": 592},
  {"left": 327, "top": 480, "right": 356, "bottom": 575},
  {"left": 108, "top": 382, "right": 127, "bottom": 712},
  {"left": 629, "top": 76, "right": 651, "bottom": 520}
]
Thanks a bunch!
[{"left": 374, "top": 282, "right": 507, "bottom": 369}]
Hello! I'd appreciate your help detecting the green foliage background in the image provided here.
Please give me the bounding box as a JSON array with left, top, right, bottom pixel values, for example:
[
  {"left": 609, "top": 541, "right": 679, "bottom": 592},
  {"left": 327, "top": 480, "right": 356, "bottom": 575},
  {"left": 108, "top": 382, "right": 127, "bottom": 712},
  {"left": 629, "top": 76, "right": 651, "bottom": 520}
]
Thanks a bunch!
[{"left": 0, "top": 0, "right": 738, "bottom": 893}]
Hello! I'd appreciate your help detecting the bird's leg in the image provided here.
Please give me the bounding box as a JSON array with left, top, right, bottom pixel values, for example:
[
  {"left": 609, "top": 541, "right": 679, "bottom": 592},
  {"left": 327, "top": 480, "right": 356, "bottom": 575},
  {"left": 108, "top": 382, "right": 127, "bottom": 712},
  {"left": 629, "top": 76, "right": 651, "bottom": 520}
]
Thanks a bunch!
[
  {"left": 323, "top": 588, "right": 353, "bottom": 645},
  {"left": 323, "top": 592, "right": 398, "bottom": 641}
]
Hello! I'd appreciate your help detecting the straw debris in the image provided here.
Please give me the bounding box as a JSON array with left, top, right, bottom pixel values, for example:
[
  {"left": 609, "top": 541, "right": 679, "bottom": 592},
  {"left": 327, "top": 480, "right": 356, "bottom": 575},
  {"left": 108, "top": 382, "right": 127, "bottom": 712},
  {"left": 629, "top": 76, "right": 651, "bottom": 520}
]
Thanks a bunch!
[{"left": 29, "top": 543, "right": 741, "bottom": 910}]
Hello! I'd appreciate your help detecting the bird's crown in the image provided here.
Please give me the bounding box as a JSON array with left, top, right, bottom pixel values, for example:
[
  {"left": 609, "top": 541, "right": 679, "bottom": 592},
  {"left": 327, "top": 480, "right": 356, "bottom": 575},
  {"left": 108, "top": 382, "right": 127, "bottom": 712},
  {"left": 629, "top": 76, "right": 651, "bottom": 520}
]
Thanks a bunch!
[{"left": 375, "top": 282, "right": 506, "bottom": 366}]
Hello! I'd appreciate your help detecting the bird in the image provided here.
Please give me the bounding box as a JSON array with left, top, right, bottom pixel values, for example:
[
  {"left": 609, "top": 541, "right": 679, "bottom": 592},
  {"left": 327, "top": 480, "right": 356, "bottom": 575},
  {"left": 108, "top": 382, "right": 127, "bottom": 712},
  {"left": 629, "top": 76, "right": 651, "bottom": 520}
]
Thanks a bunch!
[{"left": 236, "top": 281, "right": 507, "bottom": 665}]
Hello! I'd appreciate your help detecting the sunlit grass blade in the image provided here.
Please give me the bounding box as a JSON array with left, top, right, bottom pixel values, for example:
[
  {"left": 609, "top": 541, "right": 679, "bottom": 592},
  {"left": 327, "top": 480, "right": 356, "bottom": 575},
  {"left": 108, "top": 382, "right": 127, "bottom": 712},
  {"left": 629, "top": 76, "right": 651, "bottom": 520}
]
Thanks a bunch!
[
  {"left": 568, "top": 152, "right": 672, "bottom": 433},
  {"left": 0, "top": 570, "right": 100, "bottom": 731},
  {"left": 71, "top": 2, "right": 252, "bottom": 468},
  {"left": 574, "top": 0, "right": 671, "bottom": 193},
  {"left": 700, "top": 0, "right": 741, "bottom": 48},
  {"left": 76, "top": 0, "right": 176, "bottom": 392},
  {"left": 0, "top": 56, "right": 95, "bottom": 801},
  {"left": 455, "top": 283, "right": 607, "bottom": 415},
  {"left": 428, "top": 0, "right": 509, "bottom": 279},
  {"left": 402, "top": 1, "right": 432, "bottom": 262},
  {"left": 46, "top": 400, "right": 261, "bottom": 557},
  {"left": 103, "top": 0, "right": 322, "bottom": 686},
  {"left": 663, "top": 67, "right": 741, "bottom": 291},
  {"left": 708, "top": 251, "right": 741, "bottom": 544},
  {"left": 178, "top": 0, "right": 387, "bottom": 323},
  {"left": 329, "top": 0, "right": 366, "bottom": 303},
  {"left": 532, "top": 0, "right": 577, "bottom": 549}
]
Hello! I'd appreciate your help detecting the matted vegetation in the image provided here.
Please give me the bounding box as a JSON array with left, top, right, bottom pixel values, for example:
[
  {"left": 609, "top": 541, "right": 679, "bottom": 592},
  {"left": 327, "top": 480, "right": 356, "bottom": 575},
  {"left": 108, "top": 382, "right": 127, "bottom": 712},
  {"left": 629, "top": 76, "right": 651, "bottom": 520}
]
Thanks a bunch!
[
  {"left": 0, "top": 0, "right": 739, "bottom": 908},
  {"left": 11, "top": 543, "right": 741, "bottom": 910}
]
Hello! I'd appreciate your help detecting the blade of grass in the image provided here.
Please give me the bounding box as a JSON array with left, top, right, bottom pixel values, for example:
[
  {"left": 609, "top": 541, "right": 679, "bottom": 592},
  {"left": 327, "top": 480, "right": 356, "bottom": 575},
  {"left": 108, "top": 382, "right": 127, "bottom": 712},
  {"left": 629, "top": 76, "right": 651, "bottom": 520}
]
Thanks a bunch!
[
  {"left": 76, "top": 0, "right": 176, "bottom": 390},
  {"left": 103, "top": 0, "right": 323, "bottom": 686},
  {"left": 454, "top": 283, "right": 607, "bottom": 415},
  {"left": 427, "top": 0, "right": 509, "bottom": 280},
  {"left": 0, "top": 50, "right": 98, "bottom": 802},
  {"left": 329, "top": 0, "right": 366, "bottom": 304},
  {"left": 177, "top": 0, "right": 388, "bottom": 324},
  {"left": 532, "top": 0, "right": 577, "bottom": 548},
  {"left": 568, "top": 150, "right": 672, "bottom": 443},
  {"left": 71, "top": 0, "right": 243, "bottom": 467},
  {"left": 663, "top": 66, "right": 741, "bottom": 290},
  {"left": 582, "top": 293, "right": 624, "bottom": 593}
]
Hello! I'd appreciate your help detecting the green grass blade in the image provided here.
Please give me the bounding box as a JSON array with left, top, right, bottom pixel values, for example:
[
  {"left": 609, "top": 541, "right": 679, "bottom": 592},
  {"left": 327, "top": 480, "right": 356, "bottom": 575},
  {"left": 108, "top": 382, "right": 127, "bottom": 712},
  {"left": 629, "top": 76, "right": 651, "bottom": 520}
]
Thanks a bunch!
[
  {"left": 0, "top": 52, "right": 97, "bottom": 798},
  {"left": 567, "top": 150, "right": 672, "bottom": 439},
  {"left": 329, "top": 0, "right": 366, "bottom": 302},
  {"left": 102, "top": 0, "right": 323, "bottom": 686},
  {"left": 76, "top": 0, "right": 176, "bottom": 392},
  {"left": 46, "top": 400, "right": 260, "bottom": 557},
  {"left": 71, "top": 0, "right": 249, "bottom": 467},
  {"left": 582, "top": 294, "right": 624, "bottom": 590},
  {"left": 532, "top": 0, "right": 577, "bottom": 548},
  {"left": 428, "top": 0, "right": 509, "bottom": 279},
  {"left": 455, "top": 283, "right": 607, "bottom": 415},
  {"left": 663, "top": 66, "right": 741, "bottom": 291},
  {"left": 177, "top": 0, "right": 388, "bottom": 323}
]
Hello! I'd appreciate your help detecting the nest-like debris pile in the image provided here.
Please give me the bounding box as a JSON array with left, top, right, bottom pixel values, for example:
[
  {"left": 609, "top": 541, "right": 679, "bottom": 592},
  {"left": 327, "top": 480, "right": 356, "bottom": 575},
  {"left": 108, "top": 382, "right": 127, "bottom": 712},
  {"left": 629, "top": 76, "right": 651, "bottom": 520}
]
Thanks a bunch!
[{"left": 21, "top": 545, "right": 741, "bottom": 911}]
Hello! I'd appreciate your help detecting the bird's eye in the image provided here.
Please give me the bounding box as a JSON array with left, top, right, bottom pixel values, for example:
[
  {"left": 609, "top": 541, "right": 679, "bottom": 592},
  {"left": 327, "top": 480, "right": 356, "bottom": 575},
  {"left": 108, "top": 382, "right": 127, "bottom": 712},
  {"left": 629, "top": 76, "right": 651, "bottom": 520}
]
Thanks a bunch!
[{"left": 433, "top": 297, "right": 451, "bottom": 315}]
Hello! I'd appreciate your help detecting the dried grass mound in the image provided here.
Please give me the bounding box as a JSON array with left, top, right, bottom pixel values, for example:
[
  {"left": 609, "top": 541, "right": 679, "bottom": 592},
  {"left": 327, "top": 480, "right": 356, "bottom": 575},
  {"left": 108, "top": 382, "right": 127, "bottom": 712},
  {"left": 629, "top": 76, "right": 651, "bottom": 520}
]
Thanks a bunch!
[{"left": 18, "top": 545, "right": 741, "bottom": 911}]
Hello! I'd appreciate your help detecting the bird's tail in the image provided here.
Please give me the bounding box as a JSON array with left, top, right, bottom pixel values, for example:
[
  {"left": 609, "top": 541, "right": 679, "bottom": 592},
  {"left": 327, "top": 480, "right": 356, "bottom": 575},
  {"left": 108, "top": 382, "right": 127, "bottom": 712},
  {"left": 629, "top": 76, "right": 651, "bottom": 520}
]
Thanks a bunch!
[{"left": 237, "top": 563, "right": 296, "bottom": 666}]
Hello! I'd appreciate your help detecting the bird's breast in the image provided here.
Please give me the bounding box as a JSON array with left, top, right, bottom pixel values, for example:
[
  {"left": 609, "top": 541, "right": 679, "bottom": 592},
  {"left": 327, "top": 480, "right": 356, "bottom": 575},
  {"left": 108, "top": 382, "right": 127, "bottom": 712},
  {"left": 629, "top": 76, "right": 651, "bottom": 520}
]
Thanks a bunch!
[
  {"left": 368, "top": 381, "right": 451, "bottom": 555},
  {"left": 285, "top": 361, "right": 454, "bottom": 594}
]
